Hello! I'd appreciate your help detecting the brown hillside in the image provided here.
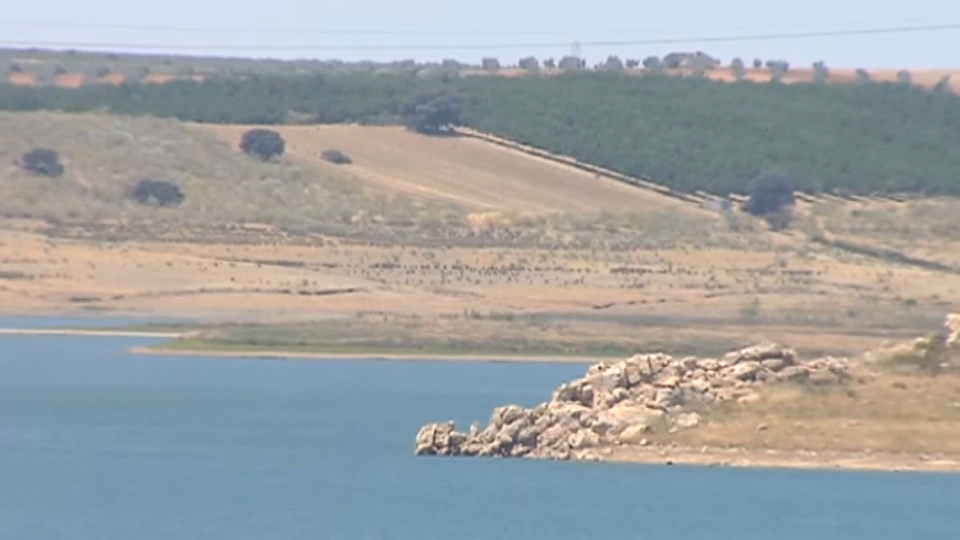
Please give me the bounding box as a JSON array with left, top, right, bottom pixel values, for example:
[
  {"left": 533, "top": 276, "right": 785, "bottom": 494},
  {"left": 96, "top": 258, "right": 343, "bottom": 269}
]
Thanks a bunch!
[{"left": 204, "top": 124, "right": 702, "bottom": 216}]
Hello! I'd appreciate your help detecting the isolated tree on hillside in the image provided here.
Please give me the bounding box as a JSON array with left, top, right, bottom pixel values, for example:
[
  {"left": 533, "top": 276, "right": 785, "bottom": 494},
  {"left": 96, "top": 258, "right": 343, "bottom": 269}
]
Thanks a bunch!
[
  {"left": 481, "top": 57, "right": 501, "bottom": 71},
  {"left": 542, "top": 58, "right": 556, "bottom": 69},
  {"left": 625, "top": 59, "right": 640, "bottom": 69},
  {"left": 642, "top": 56, "right": 662, "bottom": 73},
  {"left": 519, "top": 57, "right": 540, "bottom": 72},
  {"left": 321, "top": 149, "right": 352, "bottom": 165},
  {"left": 753, "top": 58, "right": 763, "bottom": 69},
  {"left": 240, "top": 129, "right": 285, "bottom": 161},
  {"left": 743, "top": 170, "right": 796, "bottom": 217},
  {"left": 602, "top": 55, "right": 624, "bottom": 71},
  {"left": 558, "top": 56, "right": 585, "bottom": 71},
  {"left": 896, "top": 70, "right": 912, "bottom": 86},
  {"left": 855, "top": 69, "right": 871, "bottom": 84},
  {"left": 403, "top": 91, "right": 462, "bottom": 134},
  {"left": 729, "top": 58, "right": 746, "bottom": 81},
  {"left": 129, "top": 179, "right": 185, "bottom": 207},
  {"left": 21, "top": 148, "right": 64, "bottom": 177}
]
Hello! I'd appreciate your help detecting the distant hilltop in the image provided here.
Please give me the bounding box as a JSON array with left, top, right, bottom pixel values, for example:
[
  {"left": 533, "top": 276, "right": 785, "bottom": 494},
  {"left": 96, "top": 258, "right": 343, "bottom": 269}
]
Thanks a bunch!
[{"left": 2, "top": 47, "right": 957, "bottom": 93}]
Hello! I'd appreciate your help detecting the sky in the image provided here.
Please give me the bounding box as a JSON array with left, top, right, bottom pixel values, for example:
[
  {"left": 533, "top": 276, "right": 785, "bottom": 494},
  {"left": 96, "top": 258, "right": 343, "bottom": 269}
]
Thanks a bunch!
[{"left": 3, "top": 0, "right": 960, "bottom": 68}]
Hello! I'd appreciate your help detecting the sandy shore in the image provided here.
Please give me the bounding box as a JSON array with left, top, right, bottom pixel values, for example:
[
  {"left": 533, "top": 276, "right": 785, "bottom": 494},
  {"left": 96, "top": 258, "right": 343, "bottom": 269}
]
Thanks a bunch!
[
  {"left": 0, "top": 328, "right": 183, "bottom": 338},
  {"left": 129, "top": 345, "right": 599, "bottom": 364},
  {"left": 603, "top": 445, "right": 960, "bottom": 474}
]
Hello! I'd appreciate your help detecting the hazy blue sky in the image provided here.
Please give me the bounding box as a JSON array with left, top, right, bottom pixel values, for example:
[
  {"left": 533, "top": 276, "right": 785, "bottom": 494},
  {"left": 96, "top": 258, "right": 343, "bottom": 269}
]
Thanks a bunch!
[{"left": 3, "top": 1, "right": 960, "bottom": 67}]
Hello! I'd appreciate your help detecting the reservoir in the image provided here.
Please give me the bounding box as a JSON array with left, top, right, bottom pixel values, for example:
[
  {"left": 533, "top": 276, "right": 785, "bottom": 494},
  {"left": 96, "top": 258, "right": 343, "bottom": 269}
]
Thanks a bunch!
[{"left": 2, "top": 320, "right": 958, "bottom": 539}]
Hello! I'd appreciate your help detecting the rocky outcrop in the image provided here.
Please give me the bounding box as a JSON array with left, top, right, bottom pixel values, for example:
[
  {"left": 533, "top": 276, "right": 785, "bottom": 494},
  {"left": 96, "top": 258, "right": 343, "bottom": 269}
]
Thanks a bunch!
[{"left": 415, "top": 343, "right": 850, "bottom": 461}]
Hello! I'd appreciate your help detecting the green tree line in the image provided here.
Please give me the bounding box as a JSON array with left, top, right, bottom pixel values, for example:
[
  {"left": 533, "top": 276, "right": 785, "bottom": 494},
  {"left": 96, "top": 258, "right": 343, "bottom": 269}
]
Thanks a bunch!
[{"left": 3, "top": 72, "right": 960, "bottom": 195}]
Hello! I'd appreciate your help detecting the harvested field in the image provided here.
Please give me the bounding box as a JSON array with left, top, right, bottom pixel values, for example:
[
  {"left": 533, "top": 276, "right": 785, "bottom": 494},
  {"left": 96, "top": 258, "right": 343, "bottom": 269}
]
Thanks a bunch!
[{"left": 204, "top": 124, "right": 702, "bottom": 216}]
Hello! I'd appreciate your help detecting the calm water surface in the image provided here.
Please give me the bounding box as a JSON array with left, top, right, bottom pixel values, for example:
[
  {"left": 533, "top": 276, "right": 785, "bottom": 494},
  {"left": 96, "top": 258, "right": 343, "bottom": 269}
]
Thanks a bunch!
[{"left": 2, "top": 319, "right": 959, "bottom": 539}]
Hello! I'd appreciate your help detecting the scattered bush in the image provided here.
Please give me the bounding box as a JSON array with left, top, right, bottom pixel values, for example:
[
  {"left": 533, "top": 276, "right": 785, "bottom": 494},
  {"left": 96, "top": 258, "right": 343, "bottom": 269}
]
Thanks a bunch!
[
  {"left": 9, "top": 62, "right": 22, "bottom": 73},
  {"left": 625, "top": 59, "right": 640, "bottom": 69},
  {"left": 642, "top": 56, "right": 662, "bottom": 72},
  {"left": 481, "top": 58, "right": 501, "bottom": 71},
  {"left": 559, "top": 56, "right": 586, "bottom": 71},
  {"left": 240, "top": 129, "right": 285, "bottom": 161},
  {"left": 321, "top": 149, "right": 352, "bottom": 165},
  {"left": 896, "top": 70, "right": 912, "bottom": 86},
  {"left": 543, "top": 58, "right": 556, "bottom": 69},
  {"left": 129, "top": 179, "right": 185, "bottom": 207},
  {"left": 855, "top": 69, "right": 871, "bottom": 83},
  {"left": 743, "top": 170, "right": 796, "bottom": 217},
  {"left": 602, "top": 56, "right": 624, "bottom": 71},
  {"left": 752, "top": 58, "right": 763, "bottom": 69},
  {"left": 518, "top": 57, "right": 540, "bottom": 72},
  {"left": 21, "top": 148, "right": 64, "bottom": 177}
]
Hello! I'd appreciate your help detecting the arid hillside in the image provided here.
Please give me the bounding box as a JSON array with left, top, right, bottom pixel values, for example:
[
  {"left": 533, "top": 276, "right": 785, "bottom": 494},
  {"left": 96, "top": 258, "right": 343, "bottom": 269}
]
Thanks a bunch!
[
  {"left": 1, "top": 110, "right": 959, "bottom": 360},
  {"left": 203, "top": 124, "right": 698, "bottom": 216}
]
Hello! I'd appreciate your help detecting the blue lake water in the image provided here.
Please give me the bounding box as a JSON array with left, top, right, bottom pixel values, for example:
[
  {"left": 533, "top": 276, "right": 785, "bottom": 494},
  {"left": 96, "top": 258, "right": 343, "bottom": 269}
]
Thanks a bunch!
[{"left": 2, "top": 319, "right": 960, "bottom": 539}]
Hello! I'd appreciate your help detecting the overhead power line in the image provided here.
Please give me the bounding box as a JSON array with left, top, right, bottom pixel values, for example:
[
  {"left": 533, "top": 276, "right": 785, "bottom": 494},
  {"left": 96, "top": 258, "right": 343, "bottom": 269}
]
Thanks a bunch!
[
  {"left": 0, "top": 17, "right": 952, "bottom": 36},
  {"left": 1, "top": 22, "right": 959, "bottom": 52}
]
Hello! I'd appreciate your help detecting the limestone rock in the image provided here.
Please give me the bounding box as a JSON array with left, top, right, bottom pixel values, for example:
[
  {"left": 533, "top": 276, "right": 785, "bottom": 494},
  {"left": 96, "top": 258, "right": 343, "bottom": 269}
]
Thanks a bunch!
[
  {"left": 731, "top": 361, "right": 762, "bottom": 381},
  {"left": 414, "top": 340, "right": 858, "bottom": 461},
  {"left": 674, "top": 412, "right": 701, "bottom": 430}
]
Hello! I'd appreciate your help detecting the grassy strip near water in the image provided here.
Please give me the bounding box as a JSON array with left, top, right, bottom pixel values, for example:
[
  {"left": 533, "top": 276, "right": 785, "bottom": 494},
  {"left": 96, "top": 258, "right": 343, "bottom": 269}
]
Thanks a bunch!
[{"left": 144, "top": 337, "right": 634, "bottom": 361}]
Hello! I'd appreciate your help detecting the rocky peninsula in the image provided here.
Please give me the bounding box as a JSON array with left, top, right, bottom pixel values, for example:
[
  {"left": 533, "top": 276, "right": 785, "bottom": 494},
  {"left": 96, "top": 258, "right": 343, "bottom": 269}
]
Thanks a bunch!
[{"left": 416, "top": 315, "right": 960, "bottom": 468}]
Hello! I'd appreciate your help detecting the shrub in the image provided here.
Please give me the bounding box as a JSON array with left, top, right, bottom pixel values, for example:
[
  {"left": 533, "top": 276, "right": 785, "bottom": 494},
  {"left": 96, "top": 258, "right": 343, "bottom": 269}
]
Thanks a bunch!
[
  {"left": 240, "top": 129, "right": 285, "bottom": 161},
  {"left": 642, "top": 56, "right": 662, "bottom": 72},
  {"left": 855, "top": 69, "right": 871, "bottom": 83},
  {"left": 602, "top": 56, "right": 624, "bottom": 71},
  {"left": 896, "top": 70, "right": 912, "bottom": 85},
  {"left": 21, "top": 148, "right": 64, "bottom": 177},
  {"left": 321, "top": 149, "right": 352, "bottom": 165},
  {"left": 518, "top": 57, "right": 539, "bottom": 72},
  {"left": 129, "top": 179, "right": 185, "bottom": 207},
  {"left": 743, "top": 170, "right": 796, "bottom": 216},
  {"left": 481, "top": 58, "right": 501, "bottom": 71}
]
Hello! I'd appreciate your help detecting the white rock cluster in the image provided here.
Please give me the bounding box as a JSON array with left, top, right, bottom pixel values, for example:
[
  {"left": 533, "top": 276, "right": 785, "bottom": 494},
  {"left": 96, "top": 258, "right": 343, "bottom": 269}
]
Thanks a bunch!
[{"left": 415, "top": 343, "right": 850, "bottom": 461}]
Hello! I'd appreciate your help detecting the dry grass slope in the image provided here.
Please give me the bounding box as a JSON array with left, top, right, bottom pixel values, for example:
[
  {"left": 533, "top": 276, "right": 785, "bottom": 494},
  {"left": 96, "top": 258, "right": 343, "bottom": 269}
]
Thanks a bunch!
[
  {"left": 203, "top": 124, "right": 702, "bottom": 217},
  {"left": 0, "top": 112, "right": 462, "bottom": 233}
]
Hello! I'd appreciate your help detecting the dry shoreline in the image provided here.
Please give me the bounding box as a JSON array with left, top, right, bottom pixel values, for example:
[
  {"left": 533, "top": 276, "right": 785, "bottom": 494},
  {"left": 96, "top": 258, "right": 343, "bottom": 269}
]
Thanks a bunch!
[
  {"left": 0, "top": 328, "right": 183, "bottom": 338},
  {"left": 128, "top": 345, "right": 599, "bottom": 364},
  {"left": 602, "top": 446, "right": 960, "bottom": 474}
]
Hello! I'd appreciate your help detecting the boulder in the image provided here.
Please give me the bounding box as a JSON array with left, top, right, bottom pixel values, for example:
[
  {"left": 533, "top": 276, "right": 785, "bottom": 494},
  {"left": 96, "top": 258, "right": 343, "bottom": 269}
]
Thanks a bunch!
[
  {"left": 673, "top": 412, "right": 701, "bottom": 430},
  {"left": 731, "top": 361, "right": 762, "bottom": 381},
  {"left": 617, "top": 424, "right": 652, "bottom": 444},
  {"left": 778, "top": 365, "right": 810, "bottom": 383}
]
